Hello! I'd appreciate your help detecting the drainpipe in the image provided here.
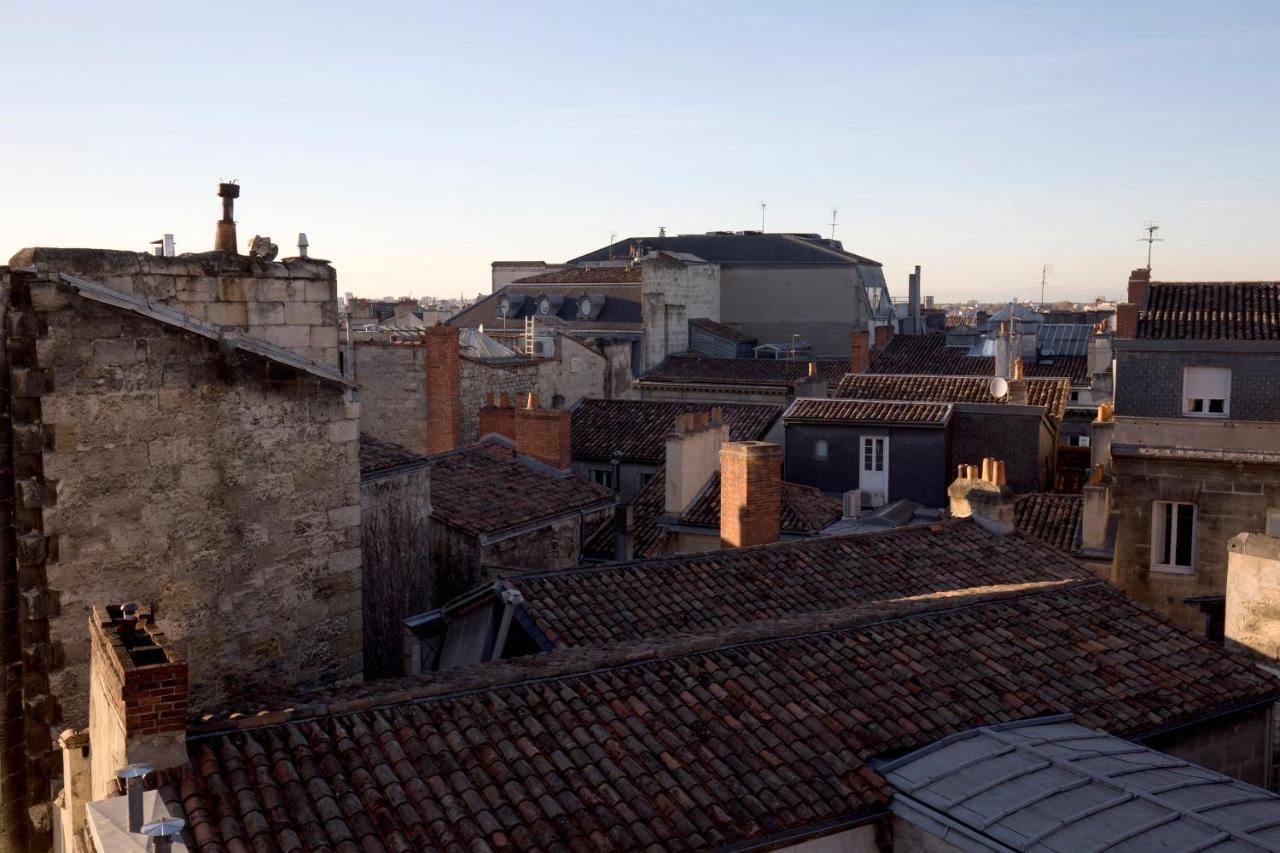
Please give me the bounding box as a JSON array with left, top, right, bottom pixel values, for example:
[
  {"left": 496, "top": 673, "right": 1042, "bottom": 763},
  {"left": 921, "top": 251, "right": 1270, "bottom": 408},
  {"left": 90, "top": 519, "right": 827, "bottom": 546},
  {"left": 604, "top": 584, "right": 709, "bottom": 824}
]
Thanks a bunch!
[{"left": 488, "top": 588, "right": 525, "bottom": 662}]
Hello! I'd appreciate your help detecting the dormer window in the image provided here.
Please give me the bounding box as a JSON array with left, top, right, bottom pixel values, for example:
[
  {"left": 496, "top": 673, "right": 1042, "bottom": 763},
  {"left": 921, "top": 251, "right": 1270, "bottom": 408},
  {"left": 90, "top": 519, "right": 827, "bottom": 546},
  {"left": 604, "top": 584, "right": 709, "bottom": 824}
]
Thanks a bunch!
[
  {"left": 1183, "top": 366, "right": 1230, "bottom": 417},
  {"left": 538, "top": 297, "right": 552, "bottom": 315},
  {"left": 579, "top": 296, "right": 592, "bottom": 318}
]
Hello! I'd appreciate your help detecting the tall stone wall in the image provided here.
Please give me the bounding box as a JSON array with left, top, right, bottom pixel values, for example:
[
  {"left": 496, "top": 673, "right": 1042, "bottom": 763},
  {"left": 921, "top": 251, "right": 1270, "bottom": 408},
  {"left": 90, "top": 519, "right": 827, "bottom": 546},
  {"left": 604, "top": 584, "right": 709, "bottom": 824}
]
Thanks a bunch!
[
  {"left": 354, "top": 342, "right": 428, "bottom": 455},
  {"left": 10, "top": 248, "right": 340, "bottom": 368},
  {"left": 16, "top": 272, "right": 362, "bottom": 731},
  {"left": 641, "top": 258, "right": 721, "bottom": 371}
]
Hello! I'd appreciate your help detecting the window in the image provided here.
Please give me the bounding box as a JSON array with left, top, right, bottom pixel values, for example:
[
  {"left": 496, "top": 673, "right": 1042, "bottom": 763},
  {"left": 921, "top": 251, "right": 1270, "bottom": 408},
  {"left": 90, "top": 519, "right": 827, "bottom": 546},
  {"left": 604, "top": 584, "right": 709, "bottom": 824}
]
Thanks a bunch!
[
  {"left": 813, "top": 439, "right": 829, "bottom": 461},
  {"left": 590, "top": 469, "right": 614, "bottom": 489},
  {"left": 1152, "top": 500, "right": 1195, "bottom": 572},
  {"left": 862, "top": 437, "right": 885, "bottom": 472},
  {"left": 1066, "top": 435, "right": 1090, "bottom": 447},
  {"left": 1069, "top": 390, "right": 1080, "bottom": 403},
  {"left": 638, "top": 472, "right": 654, "bottom": 489},
  {"left": 1267, "top": 509, "right": 1280, "bottom": 537},
  {"left": 1183, "top": 366, "right": 1230, "bottom": 417}
]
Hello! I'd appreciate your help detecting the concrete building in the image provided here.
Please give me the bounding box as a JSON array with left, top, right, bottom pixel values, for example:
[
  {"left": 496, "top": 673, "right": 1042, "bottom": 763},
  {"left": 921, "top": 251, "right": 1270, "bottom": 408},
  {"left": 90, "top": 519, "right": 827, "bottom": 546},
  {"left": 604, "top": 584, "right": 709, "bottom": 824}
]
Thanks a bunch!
[
  {"left": 0, "top": 231, "right": 361, "bottom": 850},
  {"left": 634, "top": 354, "right": 848, "bottom": 405},
  {"left": 563, "top": 231, "right": 897, "bottom": 357},
  {"left": 1101, "top": 271, "right": 1280, "bottom": 633}
]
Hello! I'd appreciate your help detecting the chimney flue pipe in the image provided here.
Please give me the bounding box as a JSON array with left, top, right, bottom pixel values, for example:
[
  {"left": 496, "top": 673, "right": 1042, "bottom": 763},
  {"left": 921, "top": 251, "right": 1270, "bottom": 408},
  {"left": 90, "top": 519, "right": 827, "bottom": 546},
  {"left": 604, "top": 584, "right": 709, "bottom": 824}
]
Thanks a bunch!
[{"left": 215, "top": 182, "right": 240, "bottom": 254}]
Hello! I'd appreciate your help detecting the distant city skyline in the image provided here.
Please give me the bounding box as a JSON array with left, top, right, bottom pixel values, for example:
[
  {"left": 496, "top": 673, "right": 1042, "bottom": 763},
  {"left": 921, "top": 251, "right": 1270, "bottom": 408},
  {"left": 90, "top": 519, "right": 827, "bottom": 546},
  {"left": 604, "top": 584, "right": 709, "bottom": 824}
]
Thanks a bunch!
[{"left": 3, "top": 1, "right": 1276, "bottom": 303}]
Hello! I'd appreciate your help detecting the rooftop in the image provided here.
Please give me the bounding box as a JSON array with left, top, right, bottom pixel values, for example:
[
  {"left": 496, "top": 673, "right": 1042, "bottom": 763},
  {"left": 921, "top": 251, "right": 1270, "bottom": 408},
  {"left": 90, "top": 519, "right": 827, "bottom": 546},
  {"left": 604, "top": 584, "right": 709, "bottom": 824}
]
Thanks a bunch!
[
  {"left": 835, "top": 373, "right": 1070, "bottom": 423},
  {"left": 510, "top": 266, "right": 642, "bottom": 285},
  {"left": 689, "top": 316, "right": 756, "bottom": 342},
  {"left": 165, "top": 577, "right": 1280, "bottom": 851},
  {"left": 571, "top": 399, "right": 782, "bottom": 464},
  {"left": 427, "top": 437, "right": 614, "bottom": 536},
  {"left": 1138, "top": 281, "right": 1280, "bottom": 341},
  {"left": 869, "top": 332, "right": 1089, "bottom": 385},
  {"left": 1014, "top": 493, "right": 1083, "bottom": 553},
  {"left": 569, "top": 232, "right": 880, "bottom": 267},
  {"left": 358, "top": 435, "right": 426, "bottom": 479},
  {"left": 638, "top": 354, "right": 850, "bottom": 390},
  {"left": 783, "top": 398, "right": 953, "bottom": 426},
  {"left": 448, "top": 284, "right": 642, "bottom": 333},
  {"left": 880, "top": 716, "right": 1280, "bottom": 851}
]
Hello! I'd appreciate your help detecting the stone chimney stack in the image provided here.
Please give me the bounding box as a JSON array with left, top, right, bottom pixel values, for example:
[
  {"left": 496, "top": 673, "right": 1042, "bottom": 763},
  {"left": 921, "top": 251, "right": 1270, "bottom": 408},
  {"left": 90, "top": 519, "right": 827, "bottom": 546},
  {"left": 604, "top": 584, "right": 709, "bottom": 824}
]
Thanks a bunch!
[
  {"left": 514, "top": 394, "right": 572, "bottom": 470},
  {"left": 947, "top": 458, "right": 1015, "bottom": 535},
  {"left": 720, "top": 441, "right": 782, "bottom": 548},
  {"left": 1225, "top": 533, "right": 1280, "bottom": 660},
  {"left": 850, "top": 330, "right": 870, "bottom": 374},
  {"left": 215, "top": 182, "right": 239, "bottom": 254},
  {"left": 792, "top": 363, "right": 829, "bottom": 399},
  {"left": 1080, "top": 465, "right": 1112, "bottom": 554},
  {"left": 1127, "top": 268, "right": 1151, "bottom": 309},
  {"left": 87, "top": 604, "right": 188, "bottom": 801},
  {"left": 665, "top": 409, "right": 729, "bottom": 516},
  {"left": 478, "top": 392, "right": 517, "bottom": 441},
  {"left": 424, "top": 326, "right": 460, "bottom": 455}
]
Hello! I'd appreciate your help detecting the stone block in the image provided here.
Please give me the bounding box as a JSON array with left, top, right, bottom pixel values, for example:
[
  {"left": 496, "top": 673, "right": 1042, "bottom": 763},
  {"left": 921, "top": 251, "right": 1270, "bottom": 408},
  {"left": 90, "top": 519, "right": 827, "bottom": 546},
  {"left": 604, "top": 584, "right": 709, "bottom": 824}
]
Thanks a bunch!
[
  {"left": 327, "top": 504, "right": 361, "bottom": 528},
  {"left": 327, "top": 548, "right": 362, "bottom": 575},
  {"left": 29, "top": 281, "right": 72, "bottom": 312},
  {"left": 284, "top": 302, "right": 323, "bottom": 325},
  {"left": 258, "top": 280, "right": 303, "bottom": 303},
  {"left": 206, "top": 302, "right": 248, "bottom": 327},
  {"left": 10, "top": 367, "right": 46, "bottom": 398},
  {"left": 92, "top": 338, "right": 146, "bottom": 366},
  {"left": 247, "top": 302, "right": 285, "bottom": 325},
  {"left": 217, "top": 278, "right": 254, "bottom": 302},
  {"left": 305, "top": 280, "right": 335, "bottom": 303},
  {"left": 310, "top": 325, "right": 339, "bottom": 350},
  {"left": 175, "top": 278, "right": 218, "bottom": 304},
  {"left": 328, "top": 418, "right": 358, "bottom": 444},
  {"left": 263, "top": 325, "right": 311, "bottom": 349}
]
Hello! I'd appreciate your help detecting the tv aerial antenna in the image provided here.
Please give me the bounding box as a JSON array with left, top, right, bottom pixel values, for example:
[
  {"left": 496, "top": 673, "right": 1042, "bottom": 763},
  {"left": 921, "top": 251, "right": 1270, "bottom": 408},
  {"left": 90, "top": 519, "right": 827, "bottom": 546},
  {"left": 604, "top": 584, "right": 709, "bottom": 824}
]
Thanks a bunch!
[
  {"left": 1039, "top": 264, "right": 1054, "bottom": 309},
  {"left": 1138, "top": 222, "right": 1163, "bottom": 271},
  {"left": 760, "top": 202, "right": 767, "bottom": 232},
  {"left": 830, "top": 208, "right": 838, "bottom": 240}
]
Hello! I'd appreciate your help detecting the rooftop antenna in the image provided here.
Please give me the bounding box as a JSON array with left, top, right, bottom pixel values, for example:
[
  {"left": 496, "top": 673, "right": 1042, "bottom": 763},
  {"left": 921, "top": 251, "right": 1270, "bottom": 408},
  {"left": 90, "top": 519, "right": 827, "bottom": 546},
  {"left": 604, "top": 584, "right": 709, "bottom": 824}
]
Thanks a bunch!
[
  {"left": 830, "top": 208, "right": 838, "bottom": 240},
  {"left": 1139, "top": 222, "right": 1162, "bottom": 271},
  {"left": 608, "top": 231, "right": 616, "bottom": 261},
  {"left": 1039, "top": 264, "right": 1054, "bottom": 309},
  {"left": 760, "top": 202, "right": 767, "bottom": 232}
]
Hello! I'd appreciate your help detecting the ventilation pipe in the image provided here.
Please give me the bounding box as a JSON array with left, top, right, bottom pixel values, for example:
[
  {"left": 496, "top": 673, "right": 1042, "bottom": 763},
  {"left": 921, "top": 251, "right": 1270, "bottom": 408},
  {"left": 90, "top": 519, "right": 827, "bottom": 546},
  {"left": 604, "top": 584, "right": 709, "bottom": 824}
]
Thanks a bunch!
[{"left": 215, "top": 182, "right": 239, "bottom": 253}]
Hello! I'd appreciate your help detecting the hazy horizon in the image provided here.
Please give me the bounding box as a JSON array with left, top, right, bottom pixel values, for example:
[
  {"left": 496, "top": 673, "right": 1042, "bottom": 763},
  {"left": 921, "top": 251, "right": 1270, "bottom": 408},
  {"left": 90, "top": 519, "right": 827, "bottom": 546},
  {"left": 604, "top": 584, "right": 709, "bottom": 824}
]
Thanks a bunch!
[{"left": 3, "top": 1, "right": 1276, "bottom": 302}]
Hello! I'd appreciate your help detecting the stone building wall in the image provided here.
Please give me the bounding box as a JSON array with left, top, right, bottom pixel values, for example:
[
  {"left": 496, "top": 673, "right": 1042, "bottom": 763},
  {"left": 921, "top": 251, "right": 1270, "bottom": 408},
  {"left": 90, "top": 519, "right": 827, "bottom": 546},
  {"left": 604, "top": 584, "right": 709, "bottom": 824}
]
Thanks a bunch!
[
  {"left": 354, "top": 342, "right": 428, "bottom": 455},
  {"left": 641, "top": 257, "right": 721, "bottom": 371},
  {"left": 482, "top": 508, "right": 612, "bottom": 572},
  {"left": 1141, "top": 705, "right": 1273, "bottom": 787},
  {"left": 1110, "top": 454, "right": 1280, "bottom": 633},
  {"left": 17, "top": 272, "right": 363, "bottom": 730},
  {"left": 10, "top": 248, "right": 340, "bottom": 368}
]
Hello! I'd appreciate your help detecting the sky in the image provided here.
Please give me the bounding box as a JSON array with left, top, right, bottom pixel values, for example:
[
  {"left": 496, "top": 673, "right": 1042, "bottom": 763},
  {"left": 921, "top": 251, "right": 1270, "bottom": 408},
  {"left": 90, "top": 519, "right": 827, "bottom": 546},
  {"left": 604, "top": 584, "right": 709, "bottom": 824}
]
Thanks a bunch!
[{"left": 1, "top": 1, "right": 1277, "bottom": 302}]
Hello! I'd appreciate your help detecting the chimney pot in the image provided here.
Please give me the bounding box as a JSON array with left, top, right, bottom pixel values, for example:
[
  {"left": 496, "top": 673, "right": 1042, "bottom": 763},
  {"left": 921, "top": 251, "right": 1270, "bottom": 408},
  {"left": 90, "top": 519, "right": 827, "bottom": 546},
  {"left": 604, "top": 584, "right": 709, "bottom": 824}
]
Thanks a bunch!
[
  {"left": 215, "top": 182, "right": 240, "bottom": 254},
  {"left": 514, "top": 404, "right": 572, "bottom": 470}
]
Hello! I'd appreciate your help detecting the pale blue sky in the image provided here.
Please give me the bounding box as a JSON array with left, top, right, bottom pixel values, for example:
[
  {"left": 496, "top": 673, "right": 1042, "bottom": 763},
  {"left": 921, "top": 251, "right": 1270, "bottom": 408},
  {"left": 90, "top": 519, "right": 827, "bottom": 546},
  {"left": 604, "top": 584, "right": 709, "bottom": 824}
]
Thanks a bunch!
[{"left": 2, "top": 1, "right": 1277, "bottom": 301}]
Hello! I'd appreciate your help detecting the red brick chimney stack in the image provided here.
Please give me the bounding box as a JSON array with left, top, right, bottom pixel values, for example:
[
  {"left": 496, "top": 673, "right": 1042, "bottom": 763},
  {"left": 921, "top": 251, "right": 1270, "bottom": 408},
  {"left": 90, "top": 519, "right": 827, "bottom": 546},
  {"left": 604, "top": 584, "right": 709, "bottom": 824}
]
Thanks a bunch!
[
  {"left": 424, "top": 325, "right": 460, "bottom": 455},
  {"left": 87, "top": 604, "right": 188, "bottom": 800},
  {"left": 873, "top": 324, "right": 893, "bottom": 352},
  {"left": 514, "top": 399, "right": 572, "bottom": 470},
  {"left": 1115, "top": 303, "right": 1137, "bottom": 338},
  {"left": 478, "top": 392, "right": 517, "bottom": 441},
  {"left": 1127, "top": 268, "right": 1151, "bottom": 308},
  {"left": 849, "top": 331, "right": 870, "bottom": 374},
  {"left": 720, "top": 441, "right": 782, "bottom": 548}
]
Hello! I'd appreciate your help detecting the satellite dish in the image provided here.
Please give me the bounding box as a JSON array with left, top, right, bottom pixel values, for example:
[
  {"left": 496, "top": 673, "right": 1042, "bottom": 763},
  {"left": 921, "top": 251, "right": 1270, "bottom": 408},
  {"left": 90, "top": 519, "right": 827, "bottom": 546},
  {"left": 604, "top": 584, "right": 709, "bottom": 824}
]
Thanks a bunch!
[{"left": 990, "top": 377, "right": 1009, "bottom": 399}]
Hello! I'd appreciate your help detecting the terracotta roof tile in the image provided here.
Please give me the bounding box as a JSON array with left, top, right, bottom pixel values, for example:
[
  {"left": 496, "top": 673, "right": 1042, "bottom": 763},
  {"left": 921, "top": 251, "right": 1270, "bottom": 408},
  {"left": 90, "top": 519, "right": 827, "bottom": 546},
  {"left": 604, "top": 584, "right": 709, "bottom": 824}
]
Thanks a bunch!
[
  {"left": 1138, "top": 282, "right": 1280, "bottom": 340},
  {"left": 639, "top": 355, "right": 848, "bottom": 389},
  {"left": 1015, "top": 493, "right": 1083, "bottom": 553},
  {"left": 429, "top": 439, "right": 614, "bottom": 535},
  {"left": 167, "top": 578, "right": 1280, "bottom": 851},
  {"left": 571, "top": 400, "right": 781, "bottom": 464},
  {"left": 835, "top": 373, "right": 1070, "bottom": 423},
  {"left": 783, "top": 398, "right": 952, "bottom": 425},
  {"left": 869, "top": 333, "right": 1088, "bottom": 384},
  {"left": 689, "top": 317, "right": 755, "bottom": 342},
  {"left": 359, "top": 435, "right": 425, "bottom": 478},
  {"left": 512, "top": 266, "right": 643, "bottom": 285}
]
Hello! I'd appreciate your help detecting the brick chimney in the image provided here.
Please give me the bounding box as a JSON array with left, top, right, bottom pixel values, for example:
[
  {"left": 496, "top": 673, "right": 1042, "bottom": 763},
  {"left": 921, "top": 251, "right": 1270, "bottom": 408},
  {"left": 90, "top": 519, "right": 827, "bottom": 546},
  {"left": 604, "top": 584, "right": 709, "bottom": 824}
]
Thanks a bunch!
[
  {"left": 478, "top": 392, "right": 517, "bottom": 441},
  {"left": 665, "top": 409, "right": 729, "bottom": 515},
  {"left": 514, "top": 393, "right": 572, "bottom": 470},
  {"left": 87, "top": 604, "right": 188, "bottom": 800},
  {"left": 873, "top": 324, "right": 893, "bottom": 352},
  {"left": 1115, "top": 303, "right": 1137, "bottom": 338},
  {"left": 720, "top": 441, "right": 782, "bottom": 548},
  {"left": 947, "top": 458, "right": 1015, "bottom": 535},
  {"left": 850, "top": 330, "right": 870, "bottom": 374},
  {"left": 1127, "top": 268, "right": 1150, "bottom": 308},
  {"left": 425, "top": 325, "right": 460, "bottom": 455}
]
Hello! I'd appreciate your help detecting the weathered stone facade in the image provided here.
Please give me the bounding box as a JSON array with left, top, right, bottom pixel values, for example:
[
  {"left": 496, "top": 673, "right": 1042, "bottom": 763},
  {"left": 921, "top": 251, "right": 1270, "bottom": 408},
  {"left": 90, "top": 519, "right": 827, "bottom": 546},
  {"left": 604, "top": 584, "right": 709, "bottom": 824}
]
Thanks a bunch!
[
  {"left": 354, "top": 342, "right": 428, "bottom": 454},
  {"left": 641, "top": 254, "right": 721, "bottom": 371}
]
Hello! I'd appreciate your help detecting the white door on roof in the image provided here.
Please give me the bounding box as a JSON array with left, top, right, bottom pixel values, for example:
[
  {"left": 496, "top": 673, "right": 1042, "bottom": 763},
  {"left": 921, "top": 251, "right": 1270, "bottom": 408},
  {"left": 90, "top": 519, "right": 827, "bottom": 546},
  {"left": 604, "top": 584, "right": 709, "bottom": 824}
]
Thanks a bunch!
[{"left": 859, "top": 435, "right": 889, "bottom": 506}]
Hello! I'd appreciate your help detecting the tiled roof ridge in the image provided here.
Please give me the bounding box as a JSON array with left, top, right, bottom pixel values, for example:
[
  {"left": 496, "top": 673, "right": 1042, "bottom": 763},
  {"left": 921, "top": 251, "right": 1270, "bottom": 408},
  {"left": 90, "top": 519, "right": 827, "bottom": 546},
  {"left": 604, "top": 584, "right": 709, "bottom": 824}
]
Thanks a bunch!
[
  {"left": 188, "top": 577, "right": 1099, "bottom": 737},
  {"left": 1151, "top": 280, "right": 1280, "bottom": 286}
]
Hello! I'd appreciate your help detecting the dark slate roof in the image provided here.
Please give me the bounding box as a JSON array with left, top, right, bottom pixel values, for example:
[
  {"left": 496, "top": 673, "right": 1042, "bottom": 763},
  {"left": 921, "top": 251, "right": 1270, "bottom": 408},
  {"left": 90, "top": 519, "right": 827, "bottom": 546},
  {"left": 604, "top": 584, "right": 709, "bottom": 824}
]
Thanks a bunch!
[
  {"left": 689, "top": 317, "right": 755, "bottom": 342},
  {"left": 511, "top": 266, "right": 642, "bottom": 285},
  {"left": 504, "top": 521, "right": 1089, "bottom": 648},
  {"left": 835, "top": 373, "right": 1070, "bottom": 423},
  {"left": 428, "top": 439, "right": 614, "bottom": 536},
  {"left": 783, "top": 398, "right": 952, "bottom": 426},
  {"left": 869, "top": 333, "right": 1089, "bottom": 384},
  {"left": 571, "top": 399, "right": 782, "bottom": 463},
  {"left": 1014, "top": 493, "right": 1083, "bottom": 553},
  {"left": 623, "top": 467, "right": 842, "bottom": 558},
  {"left": 166, "top": 577, "right": 1280, "bottom": 852},
  {"left": 1137, "top": 281, "right": 1280, "bottom": 340},
  {"left": 358, "top": 435, "right": 425, "bottom": 479},
  {"left": 448, "top": 284, "right": 642, "bottom": 333},
  {"left": 638, "top": 355, "right": 849, "bottom": 390},
  {"left": 569, "top": 232, "right": 880, "bottom": 266}
]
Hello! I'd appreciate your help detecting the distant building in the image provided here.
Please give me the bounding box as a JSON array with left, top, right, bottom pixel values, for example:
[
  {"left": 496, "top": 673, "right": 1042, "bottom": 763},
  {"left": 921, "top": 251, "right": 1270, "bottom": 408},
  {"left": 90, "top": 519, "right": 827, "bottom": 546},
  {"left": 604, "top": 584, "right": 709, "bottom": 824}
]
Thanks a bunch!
[
  {"left": 634, "top": 353, "right": 847, "bottom": 405},
  {"left": 1099, "top": 270, "right": 1280, "bottom": 633}
]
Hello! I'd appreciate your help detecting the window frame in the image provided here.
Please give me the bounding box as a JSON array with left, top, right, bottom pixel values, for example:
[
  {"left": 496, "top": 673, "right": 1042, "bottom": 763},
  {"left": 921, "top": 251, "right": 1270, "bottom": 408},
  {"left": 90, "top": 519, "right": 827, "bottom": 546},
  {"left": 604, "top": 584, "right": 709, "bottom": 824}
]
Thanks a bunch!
[
  {"left": 813, "top": 439, "right": 829, "bottom": 461},
  {"left": 1182, "top": 366, "right": 1231, "bottom": 419},
  {"left": 1266, "top": 508, "right": 1280, "bottom": 538},
  {"left": 590, "top": 468, "right": 614, "bottom": 489},
  {"left": 1151, "top": 499, "right": 1196, "bottom": 574}
]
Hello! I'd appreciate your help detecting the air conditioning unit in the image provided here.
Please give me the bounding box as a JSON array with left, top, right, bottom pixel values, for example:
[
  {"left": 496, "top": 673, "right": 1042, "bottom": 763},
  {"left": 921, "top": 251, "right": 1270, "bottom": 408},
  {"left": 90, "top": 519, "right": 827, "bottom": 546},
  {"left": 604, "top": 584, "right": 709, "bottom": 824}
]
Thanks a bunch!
[
  {"left": 842, "top": 490, "right": 861, "bottom": 520},
  {"left": 861, "top": 489, "right": 886, "bottom": 509}
]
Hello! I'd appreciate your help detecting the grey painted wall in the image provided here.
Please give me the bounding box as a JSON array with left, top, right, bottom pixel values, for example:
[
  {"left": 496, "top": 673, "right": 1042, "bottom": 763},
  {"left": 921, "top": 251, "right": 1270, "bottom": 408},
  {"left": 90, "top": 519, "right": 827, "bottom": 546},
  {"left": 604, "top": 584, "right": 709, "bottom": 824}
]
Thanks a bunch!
[
  {"left": 1115, "top": 350, "right": 1280, "bottom": 421},
  {"left": 784, "top": 423, "right": 951, "bottom": 506},
  {"left": 719, "top": 265, "right": 869, "bottom": 357},
  {"left": 950, "top": 409, "right": 1052, "bottom": 494}
]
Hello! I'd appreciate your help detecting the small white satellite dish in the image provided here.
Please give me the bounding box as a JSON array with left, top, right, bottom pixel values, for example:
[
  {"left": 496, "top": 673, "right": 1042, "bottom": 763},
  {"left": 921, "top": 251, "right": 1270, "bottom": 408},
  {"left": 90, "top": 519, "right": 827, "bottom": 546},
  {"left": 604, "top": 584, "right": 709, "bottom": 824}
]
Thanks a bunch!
[{"left": 990, "top": 377, "right": 1009, "bottom": 399}]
